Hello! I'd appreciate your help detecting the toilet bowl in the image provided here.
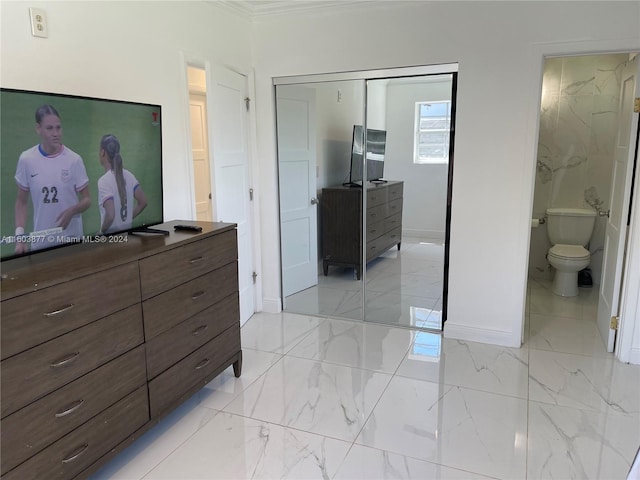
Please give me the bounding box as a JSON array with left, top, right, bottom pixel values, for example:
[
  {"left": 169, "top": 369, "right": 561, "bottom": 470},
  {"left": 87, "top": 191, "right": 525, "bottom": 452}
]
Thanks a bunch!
[
  {"left": 545, "top": 208, "right": 596, "bottom": 297},
  {"left": 547, "top": 244, "right": 590, "bottom": 297}
]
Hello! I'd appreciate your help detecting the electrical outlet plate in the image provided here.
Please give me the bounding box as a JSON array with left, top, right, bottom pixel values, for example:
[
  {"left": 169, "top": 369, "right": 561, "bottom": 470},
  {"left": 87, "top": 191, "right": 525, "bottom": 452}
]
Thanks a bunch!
[{"left": 29, "top": 8, "right": 48, "bottom": 38}]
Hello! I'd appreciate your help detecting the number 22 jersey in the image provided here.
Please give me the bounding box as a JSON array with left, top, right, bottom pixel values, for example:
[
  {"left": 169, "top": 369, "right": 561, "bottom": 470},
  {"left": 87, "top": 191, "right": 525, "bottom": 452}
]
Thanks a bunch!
[{"left": 15, "top": 145, "right": 89, "bottom": 248}]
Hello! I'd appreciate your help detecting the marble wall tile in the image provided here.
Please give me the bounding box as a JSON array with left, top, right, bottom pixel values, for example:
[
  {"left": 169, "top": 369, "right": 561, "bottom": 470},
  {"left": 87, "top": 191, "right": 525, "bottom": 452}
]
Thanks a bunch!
[
  {"left": 560, "top": 56, "right": 596, "bottom": 96},
  {"left": 529, "top": 54, "right": 626, "bottom": 282},
  {"left": 595, "top": 55, "right": 628, "bottom": 95}
]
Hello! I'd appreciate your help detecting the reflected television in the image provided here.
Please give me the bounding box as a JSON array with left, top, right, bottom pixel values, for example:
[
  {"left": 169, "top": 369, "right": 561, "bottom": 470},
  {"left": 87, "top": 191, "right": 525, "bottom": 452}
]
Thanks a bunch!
[{"left": 347, "top": 125, "right": 386, "bottom": 185}]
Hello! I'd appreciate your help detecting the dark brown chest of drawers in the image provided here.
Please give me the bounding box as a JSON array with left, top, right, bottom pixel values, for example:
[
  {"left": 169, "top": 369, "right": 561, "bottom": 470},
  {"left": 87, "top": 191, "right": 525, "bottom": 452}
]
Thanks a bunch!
[
  {"left": 321, "top": 181, "right": 403, "bottom": 279},
  {"left": 0, "top": 221, "right": 242, "bottom": 480}
]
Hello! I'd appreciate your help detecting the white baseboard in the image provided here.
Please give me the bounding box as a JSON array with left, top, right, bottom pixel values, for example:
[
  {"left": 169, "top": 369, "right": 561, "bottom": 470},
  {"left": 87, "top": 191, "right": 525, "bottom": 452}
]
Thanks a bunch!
[
  {"left": 402, "top": 228, "right": 445, "bottom": 241},
  {"left": 261, "top": 296, "right": 282, "bottom": 314},
  {"left": 629, "top": 347, "right": 640, "bottom": 366},
  {"left": 444, "top": 322, "right": 521, "bottom": 348}
]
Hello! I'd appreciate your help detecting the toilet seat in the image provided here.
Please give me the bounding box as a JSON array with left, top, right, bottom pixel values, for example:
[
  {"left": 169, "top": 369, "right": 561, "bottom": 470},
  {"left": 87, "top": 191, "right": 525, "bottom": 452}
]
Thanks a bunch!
[{"left": 548, "top": 244, "right": 590, "bottom": 260}]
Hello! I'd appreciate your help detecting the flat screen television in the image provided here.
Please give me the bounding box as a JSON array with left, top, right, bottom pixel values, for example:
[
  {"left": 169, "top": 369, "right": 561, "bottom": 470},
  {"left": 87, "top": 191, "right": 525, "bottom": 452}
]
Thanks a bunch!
[
  {"left": 347, "top": 125, "right": 386, "bottom": 185},
  {"left": 366, "top": 128, "right": 386, "bottom": 182},
  {"left": 0, "top": 88, "right": 164, "bottom": 262}
]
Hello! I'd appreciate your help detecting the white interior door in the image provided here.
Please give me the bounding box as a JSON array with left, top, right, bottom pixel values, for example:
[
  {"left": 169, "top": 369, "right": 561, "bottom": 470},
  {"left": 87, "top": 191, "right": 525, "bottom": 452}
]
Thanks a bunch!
[
  {"left": 189, "top": 93, "right": 213, "bottom": 222},
  {"left": 210, "top": 66, "right": 255, "bottom": 325},
  {"left": 597, "top": 55, "right": 639, "bottom": 351},
  {"left": 276, "top": 85, "right": 318, "bottom": 297}
]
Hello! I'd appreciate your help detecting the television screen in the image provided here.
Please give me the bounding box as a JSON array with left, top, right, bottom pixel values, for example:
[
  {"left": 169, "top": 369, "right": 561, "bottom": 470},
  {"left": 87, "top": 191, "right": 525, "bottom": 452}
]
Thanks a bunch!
[
  {"left": 366, "top": 128, "right": 386, "bottom": 181},
  {"left": 348, "top": 125, "right": 365, "bottom": 184},
  {"left": 0, "top": 88, "right": 163, "bottom": 261},
  {"left": 348, "top": 125, "right": 386, "bottom": 185}
]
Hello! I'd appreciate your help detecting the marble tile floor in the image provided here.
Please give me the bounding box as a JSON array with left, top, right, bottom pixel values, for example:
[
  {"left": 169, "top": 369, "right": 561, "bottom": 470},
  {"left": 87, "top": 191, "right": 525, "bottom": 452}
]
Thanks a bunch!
[
  {"left": 284, "top": 237, "right": 445, "bottom": 331},
  {"left": 92, "top": 281, "right": 640, "bottom": 480}
]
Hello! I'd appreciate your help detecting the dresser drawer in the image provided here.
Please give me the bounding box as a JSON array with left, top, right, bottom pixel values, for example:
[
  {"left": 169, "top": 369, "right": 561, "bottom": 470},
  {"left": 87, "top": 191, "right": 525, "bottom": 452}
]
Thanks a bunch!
[
  {"left": 146, "top": 292, "right": 239, "bottom": 379},
  {"left": 367, "top": 187, "right": 387, "bottom": 207},
  {"left": 149, "top": 324, "right": 241, "bottom": 418},
  {"left": 0, "top": 346, "right": 146, "bottom": 475},
  {"left": 387, "top": 198, "right": 403, "bottom": 218},
  {"left": 366, "top": 219, "right": 385, "bottom": 241},
  {"left": 388, "top": 182, "right": 403, "bottom": 201},
  {"left": 385, "top": 227, "right": 402, "bottom": 248},
  {"left": 139, "top": 230, "right": 237, "bottom": 300},
  {"left": 143, "top": 262, "right": 238, "bottom": 340},
  {"left": 385, "top": 212, "right": 402, "bottom": 232},
  {"left": 3, "top": 386, "right": 149, "bottom": 480},
  {"left": 366, "top": 227, "right": 402, "bottom": 261},
  {"left": 1, "top": 263, "right": 140, "bottom": 360},
  {"left": 1, "top": 304, "right": 143, "bottom": 418},
  {"left": 367, "top": 204, "right": 386, "bottom": 224}
]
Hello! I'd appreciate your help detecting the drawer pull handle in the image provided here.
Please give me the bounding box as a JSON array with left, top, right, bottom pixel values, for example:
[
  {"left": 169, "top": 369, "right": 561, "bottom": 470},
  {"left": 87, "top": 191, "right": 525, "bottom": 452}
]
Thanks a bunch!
[
  {"left": 195, "top": 358, "right": 210, "bottom": 370},
  {"left": 61, "top": 444, "right": 89, "bottom": 464},
  {"left": 55, "top": 399, "right": 85, "bottom": 417},
  {"left": 191, "top": 291, "right": 205, "bottom": 300},
  {"left": 192, "top": 325, "right": 208, "bottom": 336},
  {"left": 50, "top": 352, "right": 80, "bottom": 368},
  {"left": 189, "top": 256, "right": 204, "bottom": 264},
  {"left": 43, "top": 304, "right": 75, "bottom": 317}
]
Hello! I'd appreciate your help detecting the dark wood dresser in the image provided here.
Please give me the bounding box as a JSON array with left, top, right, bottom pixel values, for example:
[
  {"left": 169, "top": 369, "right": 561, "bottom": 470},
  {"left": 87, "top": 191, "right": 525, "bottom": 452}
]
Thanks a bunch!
[
  {"left": 321, "top": 181, "right": 403, "bottom": 279},
  {"left": 0, "top": 221, "right": 241, "bottom": 480}
]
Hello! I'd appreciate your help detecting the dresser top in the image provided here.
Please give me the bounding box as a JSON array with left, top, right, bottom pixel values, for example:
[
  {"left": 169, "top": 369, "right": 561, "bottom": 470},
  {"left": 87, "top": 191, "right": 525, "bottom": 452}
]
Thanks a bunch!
[
  {"left": 0, "top": 221, "right": 236, "bottom": 301},
  {"left": 323, "top": 180, "right": 402, "bottom": 192}
]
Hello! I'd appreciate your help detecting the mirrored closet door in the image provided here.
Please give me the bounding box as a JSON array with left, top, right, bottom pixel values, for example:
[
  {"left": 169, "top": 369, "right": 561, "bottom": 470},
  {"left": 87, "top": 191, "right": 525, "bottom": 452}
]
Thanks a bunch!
[
  {"left": 276, "top": 79, "right": 366, "bottom": 322},
  {"left": 275, "top": 69, "right": 457, "bottom": 331}
]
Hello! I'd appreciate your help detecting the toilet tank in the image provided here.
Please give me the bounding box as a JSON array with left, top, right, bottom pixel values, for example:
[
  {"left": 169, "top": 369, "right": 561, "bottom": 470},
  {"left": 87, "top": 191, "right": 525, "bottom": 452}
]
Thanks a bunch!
[{"left": 546, "top": 208, "right": 596, "bottom": 245}]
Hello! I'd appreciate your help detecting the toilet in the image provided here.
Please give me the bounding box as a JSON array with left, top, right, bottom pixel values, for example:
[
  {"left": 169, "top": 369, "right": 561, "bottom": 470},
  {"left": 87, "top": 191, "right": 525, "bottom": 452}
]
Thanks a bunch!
[{"left": 546, "top": 207, "right": 596, "bottom": 297}]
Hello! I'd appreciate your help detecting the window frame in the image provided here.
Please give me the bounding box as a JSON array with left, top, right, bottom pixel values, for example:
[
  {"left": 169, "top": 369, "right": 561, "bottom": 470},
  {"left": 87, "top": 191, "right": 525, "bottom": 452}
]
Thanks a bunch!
[{"left": 414, "top": 100, "right": 451, "bottom": 165}]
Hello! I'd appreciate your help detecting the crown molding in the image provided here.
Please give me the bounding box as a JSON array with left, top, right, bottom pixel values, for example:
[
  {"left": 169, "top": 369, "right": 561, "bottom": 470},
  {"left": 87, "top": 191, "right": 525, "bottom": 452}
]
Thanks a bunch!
[{"left": 210, "top": 0, "right": 396, "bottom": 20}]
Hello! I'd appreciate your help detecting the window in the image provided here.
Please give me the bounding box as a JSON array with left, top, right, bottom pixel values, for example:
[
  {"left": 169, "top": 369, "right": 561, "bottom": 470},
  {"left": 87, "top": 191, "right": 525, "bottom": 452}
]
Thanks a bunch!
[{"left": 414, "top": 101, "right": 451, "bottom": 164}]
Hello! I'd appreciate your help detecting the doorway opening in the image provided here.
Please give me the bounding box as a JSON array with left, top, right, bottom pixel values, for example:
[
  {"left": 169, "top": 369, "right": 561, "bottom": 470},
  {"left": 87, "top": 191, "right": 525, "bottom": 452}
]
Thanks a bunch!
[
  {"left": 527, "top": 52, "right": 639, "bottom": 356},
  {"left": 187, "top": 65, "right": 214, "bottom": 222}
]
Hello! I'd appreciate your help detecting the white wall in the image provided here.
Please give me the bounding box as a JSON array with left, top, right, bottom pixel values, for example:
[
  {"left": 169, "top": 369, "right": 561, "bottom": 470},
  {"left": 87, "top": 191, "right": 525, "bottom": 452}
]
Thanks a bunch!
[
  {"left": 3, "top": 1, "right": 639, "bottom": 353},
  {"left": 1, "top": 0, "right": 253, "bottom": 223},
  {"left": 384, "top": 79, "right": 451, "bottom": 239},
  {"left": 309, "top": 81, "right": 365, "bottom": 189},
  {"left": 250, "top": 1, "right": 640, "bottom": 347}
]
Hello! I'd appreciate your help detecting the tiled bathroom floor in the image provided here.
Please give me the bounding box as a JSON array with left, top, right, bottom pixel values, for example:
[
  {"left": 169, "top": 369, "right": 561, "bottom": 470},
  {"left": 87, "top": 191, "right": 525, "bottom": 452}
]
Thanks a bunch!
[{"left": 92, "top": 279, "right": 640, "bottom": 479}]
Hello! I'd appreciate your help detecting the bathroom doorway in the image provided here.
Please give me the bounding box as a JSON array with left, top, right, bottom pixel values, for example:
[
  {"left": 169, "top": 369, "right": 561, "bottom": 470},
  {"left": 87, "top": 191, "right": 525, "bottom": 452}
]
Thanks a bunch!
[{"left": 527, "top": 52, "right": 639, "bottom": 356}]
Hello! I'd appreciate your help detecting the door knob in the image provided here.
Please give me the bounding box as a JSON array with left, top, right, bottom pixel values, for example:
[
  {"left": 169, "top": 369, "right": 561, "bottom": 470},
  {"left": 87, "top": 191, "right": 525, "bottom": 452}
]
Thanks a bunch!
[
  {"left": 598, "top": 210, "right": 610, "bottom": 218},
  {"left": 310, "top": 197, "right": 319, "bottom": 205}
]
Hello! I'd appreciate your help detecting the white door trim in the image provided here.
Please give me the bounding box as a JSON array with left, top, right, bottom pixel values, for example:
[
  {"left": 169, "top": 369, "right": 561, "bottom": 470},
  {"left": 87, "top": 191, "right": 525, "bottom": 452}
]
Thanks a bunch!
[{"left": 522, "top": 39, "right": 640, "bottom": 362}]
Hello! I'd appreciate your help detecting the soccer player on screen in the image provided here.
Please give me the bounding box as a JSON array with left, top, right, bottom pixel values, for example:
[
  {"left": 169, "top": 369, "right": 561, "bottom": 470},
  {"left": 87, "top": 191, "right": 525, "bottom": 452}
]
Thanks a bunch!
[
  {"left": 97, "top": 134, "right": 147, "bottom": 234},
  {"left": 14, "top": 105, "right": 91, "bottom": 254}
]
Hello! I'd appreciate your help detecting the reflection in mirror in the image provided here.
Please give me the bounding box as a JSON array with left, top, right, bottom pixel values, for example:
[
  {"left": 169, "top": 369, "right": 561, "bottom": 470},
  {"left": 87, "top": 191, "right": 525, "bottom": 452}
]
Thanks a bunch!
[
  {"left": 276, "top": 80, "right": 365, "bottom": 321},
  {"left": 276, "top": 73, "right": 455, "bottom": 331},
  {"left": 363, "top": 75, "right": 453, "bottom": 331}
]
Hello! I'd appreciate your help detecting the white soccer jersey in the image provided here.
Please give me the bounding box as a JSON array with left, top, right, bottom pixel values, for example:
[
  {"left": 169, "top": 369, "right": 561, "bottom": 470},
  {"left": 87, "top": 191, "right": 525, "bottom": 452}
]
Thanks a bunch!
[
  {"left": 98, "top": 169, "right": 140, "bottom": 234},
  {"left": 15, "top": 145, "right": 89, "bottom": 250}
]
